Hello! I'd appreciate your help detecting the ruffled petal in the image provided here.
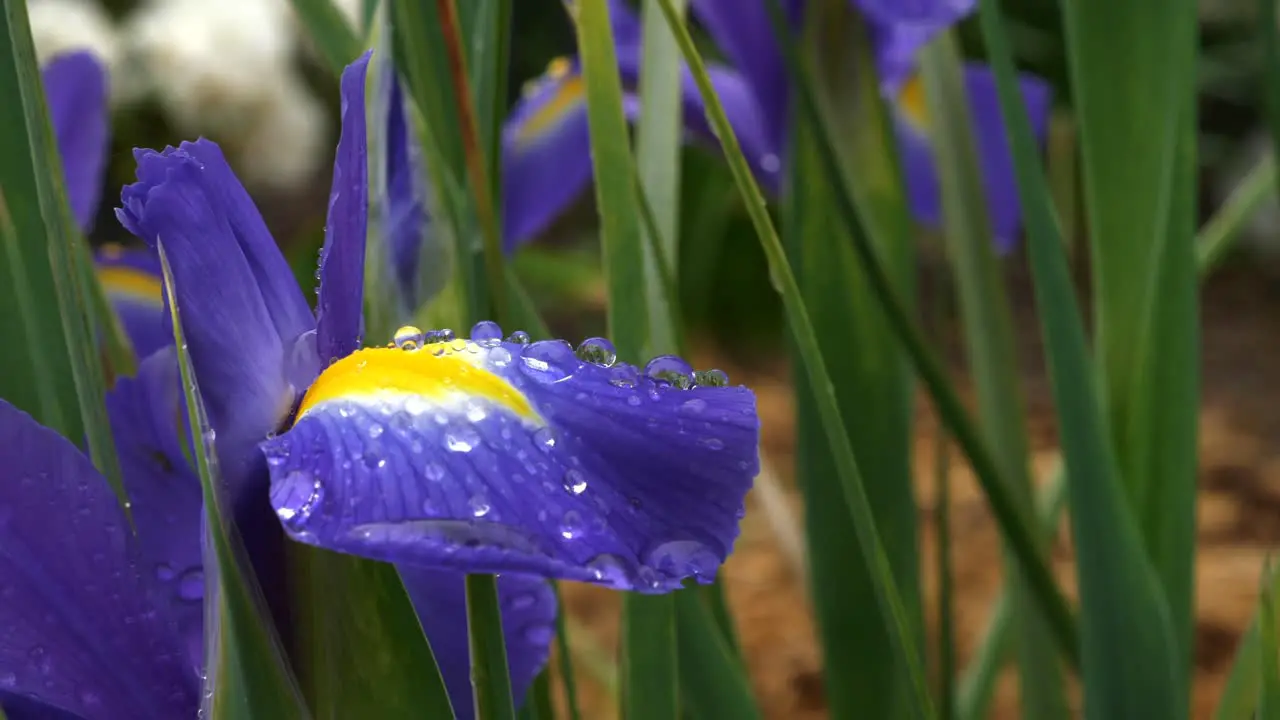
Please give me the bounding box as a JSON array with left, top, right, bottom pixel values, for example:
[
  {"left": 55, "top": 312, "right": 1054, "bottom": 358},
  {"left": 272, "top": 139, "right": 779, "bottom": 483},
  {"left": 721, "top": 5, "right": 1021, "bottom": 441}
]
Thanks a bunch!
[
  {"left": 0, "top": 401, "right": 198, "bottom": 719},
  {"left": 94, "top": 243, "right": 169, "bottom": 360},
  {"left": 689, "top": 0, "right": 795, "bottom": 153},
  {"left": 853, "top": 0, "right": 974, "bottom": 27},
  {"left": 115, "top": 140, "right": 300, "bottom": 487},
  {"left": 893, "top": 64, "right": 1053, "bottom": 250},
  {"left": 400, "top": 569, "right": 555, "bottom": 720},
  {"left": 106, "top": 348, "right": 205, "bottom": 667},
  {"left": 262, "top": 326, "right": 760, "bottom": 592},
  {"left": 316, "top": 51, "right": 372, "bottom": 364},
  {"left": 501, "top": 58, "right": 594, "bottom": 252},
  {"left": 42, "top": 51, "right": 108, "bottom": 233}
]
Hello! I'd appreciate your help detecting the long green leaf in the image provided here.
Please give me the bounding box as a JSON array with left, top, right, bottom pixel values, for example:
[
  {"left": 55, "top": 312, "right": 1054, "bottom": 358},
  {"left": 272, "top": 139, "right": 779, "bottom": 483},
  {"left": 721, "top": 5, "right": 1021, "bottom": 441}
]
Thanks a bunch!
[
  {"left": 159, "top": 244, "right": 309, "bottom": 719},
  {"left": 918, "top": 32, "right": 1065, "bottom": 720},
  {"left": 288, "top": 0, "right": 363, "bottom": 77},
  {"left": 675, "top": 592, "right": 761, "bottom": 720},
  {"left": 976, "top": 3, "right": 1183, "bottom": 717},
  {"left": 786, "top": 3, "right": 923, "bottom": 715},
  {"left": 288, "top": 546, "right": 455, "bottom": 718},
  {"left": 0, "top": 0, "right": 124, "bottom": 506},
  {"left": 1260, "top": 561, "right": 1280, "bottom": 719},
  {"left": 1059, "top": 0, "right": 1200, "bottom": 692},
  {"left": 634, "top": 0, "right": 685, "bottom": 356},
  {"left": 552, "top": 583, "right": 584, "bottom": 720},
  {"left": 1217, "top": 561, "right": 1280, "bottom": 720},
  {"left": 759, "top": 0, "right": 1077, "bottom": 665},
  {"left": 573, "top": 2, "right": 670, "bottom": 717},
  {"left": 467, "top": 574, "right": 516, "bottom": 719},
  {"left": 655, "top": 2, "right": 935, "bottom": 716},
  {"left": 1197, "top": 156, "right": 1276, "bottom": 273}
]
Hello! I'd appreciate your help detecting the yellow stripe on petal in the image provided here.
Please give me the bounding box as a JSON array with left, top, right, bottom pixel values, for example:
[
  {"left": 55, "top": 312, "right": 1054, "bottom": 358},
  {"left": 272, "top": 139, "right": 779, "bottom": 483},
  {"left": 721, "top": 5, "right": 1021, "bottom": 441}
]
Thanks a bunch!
[
  {"left": 897, "top": 71, "right": 929, "bottom": 132},
  {"left": 295, "top": 344, "right": 540, "bottom": 423},
  {"left": 515, "top": 57, "right": 584, "bottom": 148},
  {"left": 96, "top": 264, "right": 162, "bottom": 306}
]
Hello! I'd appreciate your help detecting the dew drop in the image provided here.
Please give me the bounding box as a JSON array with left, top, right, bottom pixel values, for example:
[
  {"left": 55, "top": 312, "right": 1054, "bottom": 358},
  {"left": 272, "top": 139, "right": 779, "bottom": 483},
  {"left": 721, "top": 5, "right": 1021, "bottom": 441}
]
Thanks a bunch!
[
  {"left": 575, "top": 337, "right": 617, "bottom": 367},
  {"left": 508, "top": 593, "right": 537, "bottom": 610},
  {"left": 393, "top": 325, "right": 425, "bottom": 350},
  {"left": 563, "top": 469, "right": 587, "bottom": 495},
  {"left": 645, "top": 540, "right": 720, "bottom": 579},
  {"left": 534, "top": 427, "right": 558, "bottom": 452},
  {"left": 694, "top": 368, "right": 730, "bottom": 387},
  {"left": 699, "top": 436, "right": 725, "bottom": 450},
  {"left": 760, "top": 153, "right": 782, "bottom": 174},
  {"left": 466, "top": 405, "right": 487, "bottom": 423},
  {"left": 424, "top": 463, "right": 446, "bottom": 481},
  {"left": 644, "top": 355, "right": 694, "bottom": 389},
  {"left": 471, "top": 320, "right": 503, "bottom": 343},
  {"left": 0, "top": 672, "right": 14, "bottom": 688},
  {"left": 506, "top": 330, "right": 531, "bottom": 345},
  {"left": 272, "top": 470, "right": 326, "bottom": 531},
  {"left": 469, "top": 495, "right": 492, "bottom": 518},
  {"left": 520, "top": 340, "right": 581, "bottom": 384},
  {"left": 177, "top": 568, "right": 205, "bottom": 602},
  {"left": 445, "top": 427, "right": 481, "bottom": 452},
  {"left": 155, "top": 564, "right": 175, "bottom": 581},
  {"left": 488, "top": 345, "right": 512, "bottom": 367},
  {"left": 681, "top": 398, "right": 708, "bottom": 414},
  {"left": 586, "top": 553, "right": 630, "bottom": 586},
  {"left": 367, "top": 422, "right": 384, "bottom": 439},
  {"left": 626, "top": 395, "right": 641, "bottom": 407},
  {"left": 559, "top": 510, "right": 583, "bottom": 539}
]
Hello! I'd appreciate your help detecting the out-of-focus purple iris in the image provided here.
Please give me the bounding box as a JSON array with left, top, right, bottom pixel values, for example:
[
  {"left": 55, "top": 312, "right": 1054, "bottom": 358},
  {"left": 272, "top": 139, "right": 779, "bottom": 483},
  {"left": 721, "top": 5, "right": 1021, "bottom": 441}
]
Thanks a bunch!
[{"left": 439, "top": 0, "right": 1051, "bottom": 256}]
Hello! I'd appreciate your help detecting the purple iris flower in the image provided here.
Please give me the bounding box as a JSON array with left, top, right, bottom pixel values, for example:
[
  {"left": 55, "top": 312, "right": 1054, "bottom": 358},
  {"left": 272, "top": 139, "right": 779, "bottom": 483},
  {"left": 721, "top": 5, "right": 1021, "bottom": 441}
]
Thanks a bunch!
[
  {"left": 104, "top": 44, "right": 757, "bottom": 713},
  {"left": 426, "top": 0, "right": 1051, "bottom": 258}
]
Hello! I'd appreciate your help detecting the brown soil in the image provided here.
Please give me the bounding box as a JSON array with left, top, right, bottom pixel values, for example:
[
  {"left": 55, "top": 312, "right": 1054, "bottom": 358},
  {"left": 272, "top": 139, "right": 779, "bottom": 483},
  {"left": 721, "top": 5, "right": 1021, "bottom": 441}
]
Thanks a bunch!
[{"left": 553, "top": 258, "right": 1280, "bottom": 719}]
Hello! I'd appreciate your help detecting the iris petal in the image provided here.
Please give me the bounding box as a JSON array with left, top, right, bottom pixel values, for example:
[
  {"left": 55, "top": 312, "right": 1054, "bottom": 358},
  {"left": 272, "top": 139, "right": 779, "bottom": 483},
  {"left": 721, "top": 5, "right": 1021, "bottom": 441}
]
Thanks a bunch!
[
  {"left": 384, "top": 74, "right": 430, "bottom": 304},
  {"left": 262, "top": 329, "right": 760, "bottom": 592},
  {"left": 0, "top": 400, "right": 198, "bottom": 719},
  {"left": 853, "top": 0, "right": 974, "bottom": 27},
  {"left": 42, "top": 51, "right": 108, "bottom": 233},
  {"left": 895, "top": 64, "right": 1052, "bottom": 249},
  {"left": 106, "top": 348, "right": 205, "bottom": 667},
  {"left": 501, "top": 58, "right": 594, "bottom": 251},
  {"left": 116, "top": 141, "right": 296, "bottom": 487},
  {"left": 400, "top": 568, "right": 555, "bottom": 719},
  {"left": 94, "top": 243, "right": 168, "bottom": 360},
  {"left": 316, "top": 51, "right": 372, "bottom": 364}
]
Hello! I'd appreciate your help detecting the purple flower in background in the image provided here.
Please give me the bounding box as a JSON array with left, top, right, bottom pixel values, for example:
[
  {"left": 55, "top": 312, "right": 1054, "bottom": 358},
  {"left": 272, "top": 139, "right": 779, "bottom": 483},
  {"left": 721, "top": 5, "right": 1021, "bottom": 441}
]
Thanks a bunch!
[{"left": 471, "top": 0, "right": 1051, "bottom": 254}]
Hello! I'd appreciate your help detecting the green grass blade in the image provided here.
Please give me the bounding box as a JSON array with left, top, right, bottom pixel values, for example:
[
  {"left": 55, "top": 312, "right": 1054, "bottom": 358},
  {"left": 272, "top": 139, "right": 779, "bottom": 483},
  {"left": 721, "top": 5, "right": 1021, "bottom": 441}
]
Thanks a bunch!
[
  {"left": 634, "top": 0, "right": 685, "bottom": 356},
  {"left": 467, "top": 574, "right": 516, "bottom": 720},
  {"left": 975, "top": 3, "right": 1183, "bottom": 717},
  {"left": 1260, "top": 0, "right": 1280, "bottom": 209},
  {"left": 758, "top": 0, "right": 1077, "bottom": 665},
  {"left": 520, "top": 669, "right": 554, "bottom": 720},
  {"left": 957, "top": 466, "right": 1068, "bottom": 720},
  {"left": 1197, "top": 156, "right": 1276, "bottom": 273},
  {"left": 933, "top": 432, "right": 955, "bottom": 720},
  {"left": 552, "top": 583, "right": 583, "bottom": 720},
  {"left": 1260, "top": 561, "right": 1280, "bottom": 719},
  {"left": 1059, "top": 0, "right": 1200, "bottom": 692},
  {"left": 918, "top": 32, "right": 1065, "bottom": 720},
  {"left": 573, "top": 3, "right": 670, "bottom": 715},
  {"left": 288, "top": 0, "right": 363, "bottom": 77},
  {"left": 0, "top": 0, "right": 126, "bottom": 507},
  {"left": 1216, "top": 562, "right": 1280, "bottom": 720},
  {"left": 786, "top": 4, "right": 923, "bottom": 715},
  {"left": 674, "top": 591, "right": 761, "bottom": 720},
  {"left": 0, "top": 194, "right": 62, "bottom": 428},
  {"left": 159, "top": 243, "right": 309, "bottom": 719},
  {"left": 655, "top": 2, "right": 935, "bottom": 715},
  {"left": 288, "top": 547, "right": 455, "bottom": 718},
  {"left": 457, "top": 0, "right": 511, "bottom": 209}
]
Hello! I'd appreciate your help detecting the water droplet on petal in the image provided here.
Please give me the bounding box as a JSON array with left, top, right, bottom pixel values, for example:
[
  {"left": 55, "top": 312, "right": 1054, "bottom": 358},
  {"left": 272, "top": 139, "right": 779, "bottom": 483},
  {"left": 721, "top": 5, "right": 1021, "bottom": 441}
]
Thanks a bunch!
[
  {"left": 509, "top": 593, "right": 537, "bottom": 610},
  {"left": 560, "top": 510, "right": 583, "bottom": 539},
  {"left": 177, "top": 568, "right": 205, "bottom": 602},
  {"left": 489, "top": 346, "right": 512, "bottom": 367},
  {"left": 367, "top": 422, "right": 384, "bottom": 439},
  {"left": 608, "top": 365, "right": 638, "bottom": 388},
  {"left": 534, "top": 427, "right": 558, "bottom": 452},
  {"left": 0, "top": 672, "right": 15, "bottom": 688},
  {"left": 575, "top": 337, "right": 617, "bottom": 367},
  {"left": 272, "top": 470, "right": 326, "bottom": 532},
  {"left": 424, "top": 463, "right": 445, "bottom": 481},
  {"left": 469, "top": 495, "right": 491, "bottom": 518},
  {"left": 445, "top": 427, "right": 480, "bottom": 452},
  {"left": 155, "top": 564, "right": 175, "bottom": 581},
  {"left": 644, "top": 355, "right": 694, "bottom": 389},
  {"left": 681, "top": 398, "right": 707, "bottom": 414},
  {"left": 471, "top": 320, "right": 503, "bottom": 343},
  {"left": 646, "top": 540, "right": 720, "bottom": 580},
  {"left": 699, "top": 436, "right": 725, "bottom": 450},
  {"left": 563, "top": 469, "right": 587, "bottom": 495},
  {"left": 586, "top": 553, "right": 630, "bottom": 586},
  {"left": 506, "top": 330, "right": 531, "bottom": 345},
  {"left": 520, "top": 340, "right": 581, "bottom": 383},
  {"left": 393, "top": 325, "right": 425, "bottom": 350},
  {"left": 694, "top": 368, "right": 730, "bottom": 387},
  {"left": 626, "top": 395, "right": 641, "bottom": 407}
]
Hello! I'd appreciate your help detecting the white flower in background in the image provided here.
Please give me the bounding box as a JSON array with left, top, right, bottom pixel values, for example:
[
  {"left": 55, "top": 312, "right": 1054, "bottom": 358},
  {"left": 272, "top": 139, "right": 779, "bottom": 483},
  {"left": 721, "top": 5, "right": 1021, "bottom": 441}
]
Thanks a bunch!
[
  {"left": 28, "top": 0, "right": 124, "bottom": 98},
  {"left": 123, "top": 0, "right": 329, "bottom": 191}
]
